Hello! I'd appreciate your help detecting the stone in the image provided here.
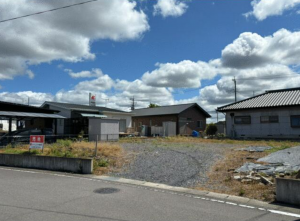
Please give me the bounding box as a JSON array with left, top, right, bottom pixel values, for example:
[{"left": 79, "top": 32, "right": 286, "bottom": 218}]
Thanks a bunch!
[{"left": 241, "top": 179, "right": 253, "bottom": 184}]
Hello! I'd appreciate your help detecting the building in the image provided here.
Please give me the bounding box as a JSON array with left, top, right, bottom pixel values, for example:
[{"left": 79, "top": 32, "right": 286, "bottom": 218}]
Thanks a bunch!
[
  {"left": 0, "top": 100, "right": 64, "bottom": 134},
  {"left": 131, "top": 103, "right": 211, "bottom": 135},
  {"left": 41, "top": 102, "right": 132, "bottom": 136},
  {"left": 217, "top": 88, "right": 300, "bottom": 139}
]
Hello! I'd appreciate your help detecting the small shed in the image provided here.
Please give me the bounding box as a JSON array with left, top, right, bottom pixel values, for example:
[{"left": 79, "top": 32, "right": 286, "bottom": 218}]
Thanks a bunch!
[{"left": 89, "top": 118, "right": 119, "bottom": 141}]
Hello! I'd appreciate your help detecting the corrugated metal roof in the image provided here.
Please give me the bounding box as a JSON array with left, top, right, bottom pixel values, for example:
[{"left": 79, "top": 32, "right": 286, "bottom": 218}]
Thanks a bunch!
[
  {"left": 0, "top": 111, "right": 65, "bottom": 118},
  {"left": 131, "top": 103, "right": 211, "bottom": 117},
  {"left": 42, "top": 101, "right": 126, "bottom": 113},
  {"left": 217, "top": 88, "right": 300, "bottom": 111}
]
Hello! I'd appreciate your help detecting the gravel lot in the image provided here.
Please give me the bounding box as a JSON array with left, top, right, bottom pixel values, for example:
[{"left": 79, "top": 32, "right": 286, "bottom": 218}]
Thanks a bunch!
[{"left": 110, "top": 140, "right": 236, "bottom": 187}]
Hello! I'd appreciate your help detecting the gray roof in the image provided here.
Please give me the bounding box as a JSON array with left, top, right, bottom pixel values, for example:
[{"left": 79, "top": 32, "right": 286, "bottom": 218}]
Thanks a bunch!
[
  {"left": 41, "top": 101, "right": 126, "bottom": 113},
  {"left": 131, "top": 103, "right": 211, "bottom": 117},
  {"left": 217, "top": 88, "right": 300, "bottom": 112},
  {"left": 0, "top": 111, "right": 65, "bottom": 119}
]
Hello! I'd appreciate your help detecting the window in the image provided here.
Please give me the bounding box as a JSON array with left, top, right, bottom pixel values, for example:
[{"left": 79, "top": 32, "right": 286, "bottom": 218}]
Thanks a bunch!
[
  {"left": 149, "top": 120, "right": 152, "bottom": 127},
  {"left": 260, "top": 116, "right": 279, "bottom": 123},
  {"left": 197, "top": 121, "right": 203, "bottom": 128},
  {"left": 234, "top": 116, "right": 251, "bottom": 124},
  {"left": 187, "top": 118, "right": 192, "bottom": 121},
  {"left": 139, "top": 122, "right": 142, "bottom": 127},
  {"left": 291, "top": 115, "right": 300, "bottom": 127}
]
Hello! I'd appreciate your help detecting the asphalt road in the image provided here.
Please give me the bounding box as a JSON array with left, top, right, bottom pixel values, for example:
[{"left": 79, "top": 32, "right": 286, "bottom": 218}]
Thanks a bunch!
[{"left": 0, "top": 168, "right": 298, "bottom": 221}]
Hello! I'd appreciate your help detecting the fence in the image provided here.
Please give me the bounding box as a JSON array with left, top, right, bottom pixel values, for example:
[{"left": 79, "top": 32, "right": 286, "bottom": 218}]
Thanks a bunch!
[{"left": 0, "top": 133, "right": 119, "bottom": 148}]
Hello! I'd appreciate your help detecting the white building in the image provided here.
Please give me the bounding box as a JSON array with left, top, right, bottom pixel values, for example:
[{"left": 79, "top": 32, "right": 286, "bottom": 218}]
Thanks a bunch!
[{"left": 217, "top": 88, "right": 300, "bottom": 139}]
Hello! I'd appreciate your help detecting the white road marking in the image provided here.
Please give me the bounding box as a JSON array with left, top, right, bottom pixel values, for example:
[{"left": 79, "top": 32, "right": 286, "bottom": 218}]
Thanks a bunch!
[{"left": 268, "top": 210, "right": 300, "bottom": 218}]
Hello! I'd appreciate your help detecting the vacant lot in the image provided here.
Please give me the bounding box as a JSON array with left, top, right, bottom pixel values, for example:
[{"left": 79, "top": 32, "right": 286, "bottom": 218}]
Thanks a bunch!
[{"left": 110, "top": 137, "right": 300, "bottom": 201}]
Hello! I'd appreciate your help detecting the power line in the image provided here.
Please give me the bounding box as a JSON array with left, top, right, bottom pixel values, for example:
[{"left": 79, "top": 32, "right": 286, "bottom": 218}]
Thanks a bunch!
[{"left": 0, "top": 0, "right": 99, "bottom": 23}]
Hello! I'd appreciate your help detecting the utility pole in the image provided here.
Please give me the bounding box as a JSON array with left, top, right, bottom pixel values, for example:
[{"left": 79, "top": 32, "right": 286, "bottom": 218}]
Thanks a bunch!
[
  {"left": 130, "top": 97, "right": 135, "bottom": 110},
  {"left": 232, "top": 77, "right": 237, "bottom": 102},
  {"left": 216, "top": 110, "right": 218, "bottom": 122}
]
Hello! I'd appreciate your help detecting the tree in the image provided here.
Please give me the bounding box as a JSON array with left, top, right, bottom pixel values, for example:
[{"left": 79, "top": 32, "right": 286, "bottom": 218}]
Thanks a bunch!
[
  {"left": 205, "top": 123, "right": 218, "bottom": 136},
  {"left": 148, "top": 103, "right": 160, "bottom": 108}
]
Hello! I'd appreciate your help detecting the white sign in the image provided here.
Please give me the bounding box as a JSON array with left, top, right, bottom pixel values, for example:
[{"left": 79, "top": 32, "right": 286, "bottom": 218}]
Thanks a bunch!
[{"left": 89, "top": 93, "right": 96, "bottom": 106}]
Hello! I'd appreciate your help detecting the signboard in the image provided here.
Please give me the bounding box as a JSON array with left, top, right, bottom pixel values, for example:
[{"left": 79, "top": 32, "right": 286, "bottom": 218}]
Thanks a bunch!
[
  {"left": 30, "top": 135, "right": 45, "bottom": 150},
  {"left": 89, "top": 93, "right": 96, "bottom": 106}
]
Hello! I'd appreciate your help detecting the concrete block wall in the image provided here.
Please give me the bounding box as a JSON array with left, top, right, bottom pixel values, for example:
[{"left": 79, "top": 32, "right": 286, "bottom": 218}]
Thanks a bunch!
[
  {"left": 276, "top": 178, "right": 300, "bottom": 206},
  {"left": 0, "top": 154, "right": 93, "bottom": 174}
]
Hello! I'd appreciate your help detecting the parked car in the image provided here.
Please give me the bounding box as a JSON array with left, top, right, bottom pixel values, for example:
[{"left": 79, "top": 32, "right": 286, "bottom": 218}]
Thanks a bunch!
[{"left": 0, "top": 128, "right": 55, "bottom": 147}]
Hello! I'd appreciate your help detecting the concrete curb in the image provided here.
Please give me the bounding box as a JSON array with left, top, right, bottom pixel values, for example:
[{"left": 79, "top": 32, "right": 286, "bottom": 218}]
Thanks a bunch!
[{"left": 90, "top": 175, "right": 300, "bottom": 215}]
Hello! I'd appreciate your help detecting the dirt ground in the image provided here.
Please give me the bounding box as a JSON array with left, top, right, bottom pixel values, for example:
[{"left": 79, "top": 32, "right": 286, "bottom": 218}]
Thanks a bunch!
[{"left": 109, "top": 137, "right": 300, "bottom": 202}]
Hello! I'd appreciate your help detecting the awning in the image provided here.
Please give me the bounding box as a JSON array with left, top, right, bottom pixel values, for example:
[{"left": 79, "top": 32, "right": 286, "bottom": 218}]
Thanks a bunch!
[
  {"left": 80, "top": 113, "right": 107, "bottom": 118},
  {"left": 0, "top": 111, "right": 65, "bottom": 119}
]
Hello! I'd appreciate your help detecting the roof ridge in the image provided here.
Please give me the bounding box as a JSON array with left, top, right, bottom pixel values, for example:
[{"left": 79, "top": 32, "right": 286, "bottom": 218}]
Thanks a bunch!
[{"left": 133, "top": 103, "right": 195, "bottom": 110}]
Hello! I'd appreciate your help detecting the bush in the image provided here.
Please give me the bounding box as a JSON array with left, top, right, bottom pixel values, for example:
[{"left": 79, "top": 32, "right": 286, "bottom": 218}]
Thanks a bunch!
[{"left": 205, "top": 123, "right": 218, "bottom": 136}]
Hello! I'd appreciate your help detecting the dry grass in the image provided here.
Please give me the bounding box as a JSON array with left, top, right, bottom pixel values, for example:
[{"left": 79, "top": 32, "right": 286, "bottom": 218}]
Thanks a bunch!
[
  {"left": 0, "top": 140, "right": 127, "bottom": 176},
  {"left": 196, "top": 149, "right": 276, "bottom": 202}
]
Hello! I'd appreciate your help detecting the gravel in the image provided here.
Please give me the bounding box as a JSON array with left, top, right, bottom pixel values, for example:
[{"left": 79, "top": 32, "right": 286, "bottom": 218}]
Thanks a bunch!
[{"left": 110, "top": 140, "right": 234, "bottom": 187}]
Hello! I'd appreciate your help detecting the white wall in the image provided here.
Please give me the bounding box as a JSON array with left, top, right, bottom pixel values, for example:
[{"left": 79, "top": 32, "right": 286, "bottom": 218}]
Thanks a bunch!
[
  {"left": 89, "top": 118, "right": 119, "bottom": 141},
  {"left": 103, "top": 112, "right": 132, "bottom": 128},
  {"left": 225, "top": 107, "right": 300, "bottom": 139}
]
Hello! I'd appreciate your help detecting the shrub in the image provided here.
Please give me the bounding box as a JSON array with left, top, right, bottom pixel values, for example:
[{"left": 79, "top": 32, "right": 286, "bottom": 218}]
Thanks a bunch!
[{"left": 205, "top": 123, "right": 218, "bottom": 136}]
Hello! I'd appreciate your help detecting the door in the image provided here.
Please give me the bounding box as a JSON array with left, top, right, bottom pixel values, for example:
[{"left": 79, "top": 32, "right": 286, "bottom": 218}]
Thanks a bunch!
[{"left": 119, "top": 119, "right": 126, "bottom": 133}]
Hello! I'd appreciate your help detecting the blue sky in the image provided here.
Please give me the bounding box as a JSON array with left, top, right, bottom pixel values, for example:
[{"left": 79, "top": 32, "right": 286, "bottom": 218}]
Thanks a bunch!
[{"left": 1, "top": 0, "right": 300, "bottom": 120}]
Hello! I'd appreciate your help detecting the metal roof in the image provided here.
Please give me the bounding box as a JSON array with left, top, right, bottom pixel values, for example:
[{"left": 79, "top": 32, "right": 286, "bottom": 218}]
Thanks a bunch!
[
  {"left": 131, "top": 103, "right": 211, "bottom": 117},
  {"left": 217, "top": 87, "right": 300, "bottom": 112},
  {"left": 42, "top": 101, "right": 126, "bottom": 113},
  {"left": 0, "top": 111, "right": 65, "bottom": 119}
]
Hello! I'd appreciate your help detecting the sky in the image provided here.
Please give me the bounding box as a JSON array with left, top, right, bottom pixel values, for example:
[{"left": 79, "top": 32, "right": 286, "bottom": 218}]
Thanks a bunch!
[{"left": 1, "top": 0, "right": 300, "bottom": 121}]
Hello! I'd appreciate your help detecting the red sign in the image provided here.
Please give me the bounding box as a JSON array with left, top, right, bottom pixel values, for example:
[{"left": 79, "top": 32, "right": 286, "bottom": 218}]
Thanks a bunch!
[
  {"left": 91, "top": 95, "right": 96, "bottom": 100},
  {"left": 30, "top": 135, "right": 44, "bottom": 143}
]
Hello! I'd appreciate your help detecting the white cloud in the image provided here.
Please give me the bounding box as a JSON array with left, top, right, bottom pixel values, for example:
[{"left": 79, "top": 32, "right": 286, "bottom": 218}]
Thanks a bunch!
[
  {"left": 153, "top": 0, "right": 188, "bottom": 17},
  {"left": 0, "top": 91, "right": 53, "bottom": 106},
  {"left": 245, "top": 0, "right": 300, "bottom": 20},
  {"left": 66, "top": 68, "right": 103, "bottom": 79},
  {"left": 222, "top": 29, "right": 300, "bottom": 68},
  {"left": 0, "top": 0, "right": 149, "bottom": 80},
  {"left": 142, "top": 60, "right": 218, "bottom": 88},
  {"left": 74, "top": 74, "right": 114, "bottom": 92}
]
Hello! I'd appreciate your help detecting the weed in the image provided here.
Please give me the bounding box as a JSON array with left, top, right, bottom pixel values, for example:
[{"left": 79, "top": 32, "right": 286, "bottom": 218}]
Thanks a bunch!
[{"left": 239, "top": 188, "right": 245, "bottom": 196}]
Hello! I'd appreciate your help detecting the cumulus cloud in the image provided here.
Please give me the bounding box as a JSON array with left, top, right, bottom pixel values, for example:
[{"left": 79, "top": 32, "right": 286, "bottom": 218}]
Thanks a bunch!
[
  {"left": 153, "top": 0, "right": 188, "bottom": 17},
  {"left": 222, "top": 29, "right": 300, "bottom": 68},
  {"left": 66, "top": 68, "right": 103, "bottom": 79},
  {"left": 142, "top": 60, "right": 218, "bottom": 88},
  {"left": 0, "top": 0, "right": 149, "bottom": 80},
  {"left": 74, "top": 74, "right": 114, "bottom": 92},
  {"left": 0, "top": 91, "right": 53, "bottom": 106},
  {"left": 245, "top": 0, "right": 300, "bottom": 20}
]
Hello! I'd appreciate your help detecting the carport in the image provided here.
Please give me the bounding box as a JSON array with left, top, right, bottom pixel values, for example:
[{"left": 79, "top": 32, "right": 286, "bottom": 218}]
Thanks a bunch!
[
  {"left": 0, "top": 101, "right": 64, "bottom": 134},
  {"left": 0, "top": 111, "right": 65, "bottom": 134}
]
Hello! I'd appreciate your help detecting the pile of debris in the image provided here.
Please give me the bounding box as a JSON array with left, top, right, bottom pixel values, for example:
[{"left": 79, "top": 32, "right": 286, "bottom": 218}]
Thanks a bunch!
[{"left": 234, "top": 146, "right": 300, "bottom": 185}]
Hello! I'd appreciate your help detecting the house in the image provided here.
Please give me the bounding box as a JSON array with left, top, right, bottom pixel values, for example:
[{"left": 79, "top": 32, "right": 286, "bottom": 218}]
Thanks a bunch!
[
  {"left": 131, "top": 103, "right": 211, "bottom": 135},
  {"left": 41, "top": 102, "right": 132, "bottom": 138},
  {"left": 217, "top": 87, "right": 300, "bottom": 139}
]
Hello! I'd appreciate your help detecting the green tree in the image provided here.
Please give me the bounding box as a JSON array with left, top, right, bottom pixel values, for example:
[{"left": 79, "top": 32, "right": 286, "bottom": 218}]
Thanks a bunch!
[
  {"left": 205, "top": 123, "right": 218, "bottom": 136},
  {"left": 148, "top": 103, "right": 160, "bottom": 108}
]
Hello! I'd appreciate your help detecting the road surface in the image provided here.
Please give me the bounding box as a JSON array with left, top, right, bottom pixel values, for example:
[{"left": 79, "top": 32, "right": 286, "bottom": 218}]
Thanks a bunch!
[{"left": 0, "top": 167, "right": 298, "bottom": 221}]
